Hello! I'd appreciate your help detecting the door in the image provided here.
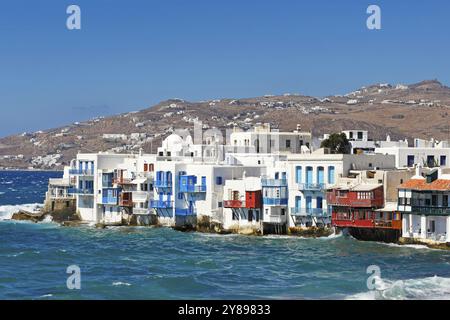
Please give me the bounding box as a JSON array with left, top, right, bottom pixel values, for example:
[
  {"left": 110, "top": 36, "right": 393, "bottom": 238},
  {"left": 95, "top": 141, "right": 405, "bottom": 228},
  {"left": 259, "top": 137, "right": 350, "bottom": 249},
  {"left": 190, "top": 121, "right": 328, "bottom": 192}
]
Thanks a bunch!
[
  {"left": 306, "top": 196, "right": 312, "bottom": 213},
  {"left": 306, "top": 167, "right": 313, "bottom": 184},
  {"left": 317, "top": 167, "right": 324, "bottom": 184},
  {"left": 295, "top": 196, "right": 301, "bottom": 214},
  {"left": 296, "top": 166, "right": 302, "bottom": 184},
  {"left": 328, "top": 166, "right": 335, "bottom": 184}
]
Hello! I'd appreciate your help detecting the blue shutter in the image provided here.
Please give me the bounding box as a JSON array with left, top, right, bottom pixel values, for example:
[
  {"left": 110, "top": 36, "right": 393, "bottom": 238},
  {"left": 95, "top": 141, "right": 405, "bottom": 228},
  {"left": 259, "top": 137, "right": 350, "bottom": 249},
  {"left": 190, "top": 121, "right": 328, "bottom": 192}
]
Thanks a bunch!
[{"left": 296, "top": 166, "right": 302, "bottom": 183}]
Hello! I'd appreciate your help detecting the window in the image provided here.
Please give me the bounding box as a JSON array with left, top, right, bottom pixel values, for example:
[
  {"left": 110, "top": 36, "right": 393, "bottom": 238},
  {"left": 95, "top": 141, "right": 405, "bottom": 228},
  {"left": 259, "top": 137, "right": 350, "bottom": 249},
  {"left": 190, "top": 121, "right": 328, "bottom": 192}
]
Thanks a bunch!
[
  {"left": 440, "top": 155, "right": 447, "bottom": 166},
  {"left": 144, "top": 164, "right": 148, "bottom": 172},
  {"left": 216, "top": 176, "right": 223, "bottom": 185},
  {"left": 248, "top": 210, "right": 253, "bottom": 222},
  {"left": 286, "top": 139, "right": 291, "bottom": 148},
  {"left": 328, "top": 166, "right": 335, "bottom": 184},
  {"left": 218, "top": 201, "right": 223, "bottom": 208},
  {"left": 432, "top": 195, "right": 438, "bottom": 206},
  {"left": 407, "top": 155, "right": 415, "bottom": 167},
  {"left": 178, "top": 193, "right": 183, "bottom": 200},
  {"left": 443, "top": 195, "right": 448, "bottom": 207},
  {"left": 357, "top": 131, "right": 363, "bottom": 140},
  {"left": 427, "top": 155, "right": 435, "bottom": 167},
  {"left": 296, "top": 166, "right": 302, "bottom": 183},
  {"left": 281, "top": 208, "right": 286, "bottom": 216}
]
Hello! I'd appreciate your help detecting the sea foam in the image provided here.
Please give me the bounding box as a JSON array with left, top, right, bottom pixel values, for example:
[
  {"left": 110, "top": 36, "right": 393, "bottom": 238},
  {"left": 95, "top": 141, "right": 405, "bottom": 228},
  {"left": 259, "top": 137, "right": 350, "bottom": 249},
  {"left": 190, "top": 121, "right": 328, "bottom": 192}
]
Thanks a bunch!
[
  {"left": 347, "top": 275, "right": 450, "bottom": 300},
  {"left": 0, "top": 203, "right": 42, "bottom": 221}
]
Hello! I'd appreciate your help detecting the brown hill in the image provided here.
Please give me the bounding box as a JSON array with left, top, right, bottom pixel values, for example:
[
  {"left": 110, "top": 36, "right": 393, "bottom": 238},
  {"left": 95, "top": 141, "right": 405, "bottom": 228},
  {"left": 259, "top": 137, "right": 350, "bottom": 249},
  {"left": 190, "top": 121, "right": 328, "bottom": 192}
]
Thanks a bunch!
[{"left": 0, "top": 80, "right": 449, "bottom": 170}]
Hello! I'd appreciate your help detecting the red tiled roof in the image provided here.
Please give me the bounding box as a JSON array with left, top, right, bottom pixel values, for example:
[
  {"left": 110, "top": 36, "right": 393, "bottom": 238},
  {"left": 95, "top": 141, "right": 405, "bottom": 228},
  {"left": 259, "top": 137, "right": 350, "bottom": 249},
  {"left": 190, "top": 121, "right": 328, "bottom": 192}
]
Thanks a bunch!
[{"left": 398, "top": 179, "right": 450, "bottom": 191}]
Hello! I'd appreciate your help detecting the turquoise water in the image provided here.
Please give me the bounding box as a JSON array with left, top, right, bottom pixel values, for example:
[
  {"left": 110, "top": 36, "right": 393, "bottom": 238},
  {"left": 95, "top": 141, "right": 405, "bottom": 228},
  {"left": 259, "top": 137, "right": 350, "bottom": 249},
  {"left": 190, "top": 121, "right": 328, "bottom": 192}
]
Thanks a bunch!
[{"left": 1, "top": 171, "right": 450, "bottom": 300}]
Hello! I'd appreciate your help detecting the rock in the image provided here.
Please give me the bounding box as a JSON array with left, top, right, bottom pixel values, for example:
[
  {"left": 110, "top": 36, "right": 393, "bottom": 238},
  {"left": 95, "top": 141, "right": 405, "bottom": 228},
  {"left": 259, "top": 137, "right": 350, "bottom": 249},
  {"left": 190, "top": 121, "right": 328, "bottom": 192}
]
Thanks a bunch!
[
  {"left": 11, "top": 210, "right": 46, "bottom": 223},
  {"left": 288, "top": 226, "right": 333, "bottom": 238}
]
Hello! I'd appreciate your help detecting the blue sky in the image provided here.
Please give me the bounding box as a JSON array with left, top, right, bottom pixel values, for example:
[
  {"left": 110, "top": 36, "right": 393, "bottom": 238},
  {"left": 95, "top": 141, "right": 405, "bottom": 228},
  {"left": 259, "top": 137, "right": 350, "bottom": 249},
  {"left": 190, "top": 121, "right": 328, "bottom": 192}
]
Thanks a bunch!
[{"left": 0, "top": 0, "right": 449, "bottom": 136}]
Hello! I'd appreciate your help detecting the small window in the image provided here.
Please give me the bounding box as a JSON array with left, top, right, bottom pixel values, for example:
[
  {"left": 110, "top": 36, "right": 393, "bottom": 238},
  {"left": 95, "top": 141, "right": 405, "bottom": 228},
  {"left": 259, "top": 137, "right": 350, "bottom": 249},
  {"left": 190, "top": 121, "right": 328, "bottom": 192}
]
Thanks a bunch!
[
  {"left": 216, "top": 176, "right": 223, "bottom": 185},
  {"left": 286, "top": 140, "right": 291, "bottom": 148},
  {"left": 218, "top": 202, "right": 223, "bottom": 208}
]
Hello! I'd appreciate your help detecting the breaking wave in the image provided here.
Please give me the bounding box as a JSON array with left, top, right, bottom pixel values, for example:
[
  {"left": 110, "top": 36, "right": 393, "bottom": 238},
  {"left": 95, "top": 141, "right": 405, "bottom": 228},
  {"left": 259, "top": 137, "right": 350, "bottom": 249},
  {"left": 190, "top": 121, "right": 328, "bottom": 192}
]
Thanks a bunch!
[
  {"left": 0, "top": 203, "right": 42, "bottom": 221},
  {"left": 347, "top": 276, "right": 450, "bottom": 300}
]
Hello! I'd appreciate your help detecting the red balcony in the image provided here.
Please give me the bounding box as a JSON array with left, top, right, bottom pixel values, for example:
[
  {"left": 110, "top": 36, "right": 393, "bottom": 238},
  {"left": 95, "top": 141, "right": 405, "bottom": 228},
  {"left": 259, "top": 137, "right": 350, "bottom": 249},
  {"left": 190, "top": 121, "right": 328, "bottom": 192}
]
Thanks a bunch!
[
  {"left": 119, "top": 193, "right": 133, "bottom": 207},
  {"left": 114, "top": 178, "right": 133, "bottom": 185},
  {"left": 223, "top": 200, "right": 245, "bottom": 208},
  {"left": 332, "top": 211, "right": 402, "bottom": 230},
  {"left": 326, "top": 187, "right": 384, "bottom": 208}
]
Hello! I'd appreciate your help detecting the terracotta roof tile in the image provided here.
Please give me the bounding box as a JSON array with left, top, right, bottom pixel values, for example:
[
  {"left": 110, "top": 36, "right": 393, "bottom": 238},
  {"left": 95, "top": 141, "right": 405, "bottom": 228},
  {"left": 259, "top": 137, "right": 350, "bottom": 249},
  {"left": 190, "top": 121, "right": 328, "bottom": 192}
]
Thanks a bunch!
[{"left": 398, "top": 179, "right": 450, "bottom": 191}]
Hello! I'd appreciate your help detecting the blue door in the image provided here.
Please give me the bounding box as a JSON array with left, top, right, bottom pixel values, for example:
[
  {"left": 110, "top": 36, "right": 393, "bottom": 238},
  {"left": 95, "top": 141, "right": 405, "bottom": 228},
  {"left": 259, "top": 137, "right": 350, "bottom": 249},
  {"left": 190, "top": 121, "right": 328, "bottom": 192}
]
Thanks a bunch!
[
  {"left": 306, "top": 167, "right": 313, "bottom": 184},
  {"left": 295, "top": 196, "right": 301, "bottom": 213},
  {"left": 296, "top": 166, "right": 302, "bottom": 183},
  {"left": 317, "top": 167, "right": 324, "bottom": 184},
  {"left": 306, "top": 196, "right": 312, "bottom": 212},
  {"left": 328, "top": 166, "right": 335, "bottom": 184},
  {"left": 316, "top": 196, "right": 323, "bottom": 209}
]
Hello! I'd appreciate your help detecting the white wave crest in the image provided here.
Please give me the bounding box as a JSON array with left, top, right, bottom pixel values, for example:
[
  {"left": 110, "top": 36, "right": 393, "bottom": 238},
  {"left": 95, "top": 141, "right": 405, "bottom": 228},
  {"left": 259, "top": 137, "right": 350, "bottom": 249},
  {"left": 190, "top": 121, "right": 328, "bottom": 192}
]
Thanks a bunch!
[
  {"left": 347, "top": 275, "right": 450, "bottom": 300},
  {"left": 112, "top": 282, "right": 131, "bottom": 286},
  {"left": 0, "top": 203, "right": 43, "bottom": 221}
]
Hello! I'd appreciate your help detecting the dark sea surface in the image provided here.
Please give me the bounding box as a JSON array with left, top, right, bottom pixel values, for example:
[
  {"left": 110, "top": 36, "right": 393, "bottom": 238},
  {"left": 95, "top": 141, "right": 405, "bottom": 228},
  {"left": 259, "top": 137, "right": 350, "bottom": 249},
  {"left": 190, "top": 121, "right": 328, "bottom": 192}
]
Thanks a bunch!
[{"left": 1, "top": 171, "right": 450, "bottom": 300}]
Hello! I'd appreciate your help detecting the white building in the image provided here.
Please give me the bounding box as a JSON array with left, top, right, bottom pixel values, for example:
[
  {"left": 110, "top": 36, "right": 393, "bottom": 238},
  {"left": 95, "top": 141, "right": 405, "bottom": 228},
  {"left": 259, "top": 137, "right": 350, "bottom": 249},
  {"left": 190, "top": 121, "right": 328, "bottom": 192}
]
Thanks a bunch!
[
  {"left": 398, "top": 167, "right": 450, "bottom": 244},
  {"left": 230, "top": 123, "right": 312, "bottom": 154}
]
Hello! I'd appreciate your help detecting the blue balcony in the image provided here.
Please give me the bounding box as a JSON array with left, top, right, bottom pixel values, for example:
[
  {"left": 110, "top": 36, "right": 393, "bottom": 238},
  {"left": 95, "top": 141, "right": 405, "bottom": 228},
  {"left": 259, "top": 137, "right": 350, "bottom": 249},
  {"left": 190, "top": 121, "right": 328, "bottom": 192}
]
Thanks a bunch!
[
  {"left": 175, "top": 208, "right": 197, "bottom": 216},
  {"left": 290, "top": 207, "right": 331, "bottom": 217},
  {"left": 68, "top": 188, "right": 94, "bottom": 195},
  {"left": 155, "top": 180, "right": 173, "bottom": 188},
  {"left": 69, "top": 168, "right": 94, "bottom": 176},
  {"left": 262, "top": 179, "right": 288, "bottom": 187},
  {"left": 410, "top": 206, "right": 450, "bottom": 216},
  {"left": 149, "top": 200, "right": 174, "bottom": 209},
  {"left": 101, "top": 188, "right": 120, "bottom": 205},
  {"left": 263, "top": 198, "right": 288, "bottom": 205},
  {"left": 298, "top": 183, "right": 326, "bottom": 192},
  {"left": 179, "top": 184, "right": 207, "bottom": 193}
]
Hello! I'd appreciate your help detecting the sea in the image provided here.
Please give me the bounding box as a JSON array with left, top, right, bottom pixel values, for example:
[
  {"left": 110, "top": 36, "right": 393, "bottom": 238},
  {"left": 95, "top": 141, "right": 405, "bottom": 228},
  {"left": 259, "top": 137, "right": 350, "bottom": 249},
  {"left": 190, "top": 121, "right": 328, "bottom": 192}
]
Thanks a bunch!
[{"left": 0, "top": 171, "right": 450, "bottom": 300}]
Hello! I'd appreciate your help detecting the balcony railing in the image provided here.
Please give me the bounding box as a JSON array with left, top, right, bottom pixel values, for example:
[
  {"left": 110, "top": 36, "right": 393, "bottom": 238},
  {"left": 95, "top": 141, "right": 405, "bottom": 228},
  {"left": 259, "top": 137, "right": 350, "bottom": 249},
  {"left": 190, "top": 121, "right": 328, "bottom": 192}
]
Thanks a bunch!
[
  {"left": 149, "top": 200, "right": 174, "bottom": 209},
  {"left": 261, "top": 178, "right": 288, "bottom": 187},
  {"left": 132, "top": 191, "right": 150, "bottom": 202},
  {"left": 263, "top": 198, "right": 288, "bottom": 205},
  {"left": 411, "top": 206, "right": 450, "bottom": 216},
  {"left": 179, "top": 185, "right": 207, "bottom": 193},
  {"left": 155, "top": 180, "right": 173, "bottom": 188},
  {"left": 133, "top": 207, "right": 150, "bottom": 215},
  {"left": 223, "top": 200, "right": 245, "bottom": 208},
  {"left": 119, "top": 198, "right": 133, "bottom": 207},
  {"left": 175, "top": 208, "right": 197, "bottom": 216},
  {"left": 298, "top": 183, "right": 326, "bottom": 192},
  {"left": 113, "top": 178, "right": 133, "bottom": 185},
  {"left": 69, "top": 169, "right": 94, "bottom": 176},
  {"left": 68, "top": 188, "right": 94, "bottom": 195},
  {"left": 290, "top": 207, "right": 330, "bottom": 217},
  {"left": 102, "top": 197, "right": 119, "bottom": 205}
]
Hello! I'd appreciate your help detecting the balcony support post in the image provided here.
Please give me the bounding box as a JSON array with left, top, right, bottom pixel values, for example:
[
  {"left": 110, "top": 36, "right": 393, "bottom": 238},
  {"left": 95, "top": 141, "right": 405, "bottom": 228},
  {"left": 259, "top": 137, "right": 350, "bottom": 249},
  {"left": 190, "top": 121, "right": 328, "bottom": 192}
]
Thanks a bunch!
[
  {"left": 420, "top": 215, "right": 427, "bottom": 239},
  {"left": 447, "top": 216, "right": 450, "bottom": 242}
]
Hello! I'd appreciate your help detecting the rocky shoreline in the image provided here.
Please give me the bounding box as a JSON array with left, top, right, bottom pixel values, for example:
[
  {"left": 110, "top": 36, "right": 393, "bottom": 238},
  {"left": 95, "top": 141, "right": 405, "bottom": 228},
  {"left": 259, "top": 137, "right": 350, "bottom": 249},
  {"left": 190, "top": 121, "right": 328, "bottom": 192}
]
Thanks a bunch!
[{"left": 9, "top": 210, "right": 449, "bottom": 249}]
